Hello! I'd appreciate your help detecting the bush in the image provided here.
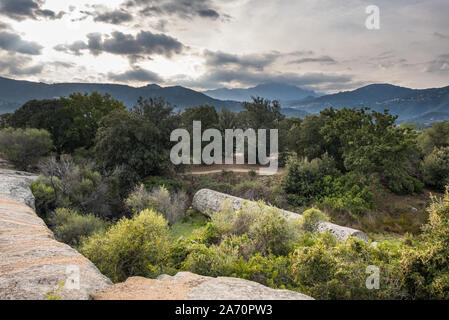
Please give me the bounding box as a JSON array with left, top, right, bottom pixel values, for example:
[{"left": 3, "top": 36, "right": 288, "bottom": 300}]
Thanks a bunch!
[
  {"left": 290, "top": 234, "right": 404, "bottom": 300},
  {"left": 125, "top": 185, "right": 188, "bottom": 225},
  {"left": 319, "top": 174, "right": 376, "bottom": 215},
  {"left": 80, "top": 209, "right": 170, "bottom": 282},
  {"left": 144, "top": 176, "right": 185, "bottom": 192},
  {"left": 32, "top": 158, "right": 124, "bottom": 219},
  {"left": 401, "top": 190, "right": 449, "bottom": 299},
  {"left": 49, "top": 208, "right": 106, "bottom": 246},
  {"left": 299, "top": 208, "right": 329, "bottom": 233},
  {"left": 208, "top": 201, "right": 300, "bottom": 256},
  {"left": 0, "top": 128, "right": 53, "bottom": 170},
  {"left": 422, "top": 147, "right": 449, "bottom": 191},
  {"left": 282, "top": 154, "right": 339, "bottom": 206}
]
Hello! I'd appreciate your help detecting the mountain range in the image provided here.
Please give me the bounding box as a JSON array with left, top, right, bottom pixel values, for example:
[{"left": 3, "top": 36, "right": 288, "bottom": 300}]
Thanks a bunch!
[
  {"left": 0, "top": 76, "right": 448, "bottom": 123},
  {"left": 203, "top": 83, "right": 318, "bottom": 104}
]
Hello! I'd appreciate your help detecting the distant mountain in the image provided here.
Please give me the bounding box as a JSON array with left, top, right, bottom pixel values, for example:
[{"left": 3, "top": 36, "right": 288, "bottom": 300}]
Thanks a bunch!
[
  {"left": 289, "top": 84, "right": 449, "bottom": 123},
  {"left": 0, "top": 77, "right": 243, "bottom": 114},
  {"left": 203, "top": 82, "right": 319, "bottom": 103}
]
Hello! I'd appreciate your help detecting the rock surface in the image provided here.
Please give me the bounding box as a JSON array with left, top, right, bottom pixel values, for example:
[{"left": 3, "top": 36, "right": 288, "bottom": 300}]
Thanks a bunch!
[
  {"left": 95, "top": 272, "right": 313, "bottom": 300},
  {"left": 0, "top": 169, "right": 39, "bottom": 210},
  {"left": 193, "top": 189, "right": 368, "bottom": 242},
  {"left": 0, "top": 197, "right": 112, "bottom": 300}
]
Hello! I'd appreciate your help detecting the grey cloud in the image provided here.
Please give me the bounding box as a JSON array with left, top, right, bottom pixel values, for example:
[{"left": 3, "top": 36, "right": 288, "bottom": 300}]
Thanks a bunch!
[
  {"left": 108, "top": 67, "right": 163, "bottom": 83},
  {"left": 55, "top": 31, "right": 184, "bottom": 58},
  {"left": 184, "top": 69, "right": 352, "bottom": 89},
  {"left": 434, "top": 32, "right": 449, "bottom": 39},
  {"left": 427, "top": 54, "right": 449, "bottom": 73},
  {"left": 0, "top": 55, "right": 43, "bottom": 76},
  {"left": 0, "top": 31, "right": 43, "bottom": 55},
  {"left": 0, "top": 0, "right": 65, "bottom": 21},
  {"left": 124, "top": 0, "right": 221, "bottom": 20},
  {"left": 204, "top": 50, "right": 279, "bottom": 71},
  {"left": 94, "top": 9, "right": 133, "bottom": 24},
  {"left": 287, "top": 56, "right": 337, "bottom": 65}
]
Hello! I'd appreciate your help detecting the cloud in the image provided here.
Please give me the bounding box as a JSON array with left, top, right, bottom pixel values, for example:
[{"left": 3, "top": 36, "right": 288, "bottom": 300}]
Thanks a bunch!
[
  {"left": 93, "top": 9, "right": 133, "bottom": 24},
  {"left": 108, "top": 67, "right": 163, "bottom": 83},
  {"left": 0, "top": 31, "right": 43, "bottom": 55},
  {"left": 434, "top": 32, "right": 449, "bottom": 39},
  {"left": 203, "top": 50, "right": 280, "bottom": 71},
  {"left": 287, "top": 56, "right": 337, "bottom": 65},
  {"left": 180, "top": 68, "right": 353, "bottom": 89},
  {"left": 55, "top": 30, "right": 184, "bottom": 59},
  {"left": 123, "top": 0, "right": 221, "bottom": 20},
  {"left": 0, "top": 54, "right": 43, "bottom": 75},
  {"left": 427, "top": 54, "right": 449, "bottom": 73},
  {"left": 0, "top": 0, "right": 65, "bottom": 21}
]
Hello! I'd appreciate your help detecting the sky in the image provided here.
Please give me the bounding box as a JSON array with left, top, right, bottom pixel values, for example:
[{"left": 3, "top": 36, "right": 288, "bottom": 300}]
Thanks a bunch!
[{"left": 0, "top": 0, "right": 448, "bottom": 93}]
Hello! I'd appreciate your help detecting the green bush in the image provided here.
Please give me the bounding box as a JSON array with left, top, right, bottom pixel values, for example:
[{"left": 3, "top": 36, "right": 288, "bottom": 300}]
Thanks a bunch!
[
  {"left": 422, "top": 147, "right": 449, "bottom": 191},
  {"left": 33, "top": 158, "right": 124, "bottom": 219},
  {"left": 290, "top": 234, "right": 404, "bottom": 300},
  {"left": 208, "top": 201, "right": 300, "bottom": 256},
  {"left": 319, "top": 174, "right": 376, "bottom": 215},
  {"left": 144, "top": 176, "right": 185, "bottom": 192},
  {"left": 282, "top": 154, "right": 339, "bottom": 206},
  {"left": 400, "top": 190, "right": 449, "bottom": 299},
  {"left": 80, "top": 209, "right": 170, "bottom": 282},
  {"left": 125, "top": 185, "right": 188, "bottom": 225},
  {"left": 50, "top": 208, "right": 106, "bottom": 246},
  {"left": 0, "top": 128, "right": 53, "bottom": 170},
  {"left": 299, "top": 208, "right": 329, "bottom": 233}
]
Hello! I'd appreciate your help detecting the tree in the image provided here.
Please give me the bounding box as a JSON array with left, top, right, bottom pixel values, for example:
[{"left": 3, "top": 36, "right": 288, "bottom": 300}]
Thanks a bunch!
[
  {"left": 0, "top": 128, "right": 53, "bottom": 170},
  {"left": 8, "top": 92, "right": 125, "bottom": 154},
  {"left": 181, "top": 105, "right": 219, "bottom": 132},
  {"left": 418, "top": 121, "right": 449, "bottom": 155},
  {"left": 422, "top": 147, "right": 449, "bottom": 191},
  {"left": 240, "top": 97, "right": 285, "bottom": 130},
  {"left": 94, "top": 98, "right": 179, "bottom": 179}
]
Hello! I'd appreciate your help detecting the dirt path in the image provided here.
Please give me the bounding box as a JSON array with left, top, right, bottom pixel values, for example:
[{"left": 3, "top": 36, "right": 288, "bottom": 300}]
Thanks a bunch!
[{"left": 184, "top": 164, "right": 284, "bottom": 176}]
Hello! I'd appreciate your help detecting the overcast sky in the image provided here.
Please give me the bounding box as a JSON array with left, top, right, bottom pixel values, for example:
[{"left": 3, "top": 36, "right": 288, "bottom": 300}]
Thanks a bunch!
[{"left": 0, "top": 0, "right": 448, "bottom": 93}]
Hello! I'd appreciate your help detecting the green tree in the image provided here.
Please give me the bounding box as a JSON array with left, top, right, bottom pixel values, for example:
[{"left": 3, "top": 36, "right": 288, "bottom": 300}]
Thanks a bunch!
[
  {"left": 418, "top": 121, "right": 449, "bottom": 155},
  {"left": 8, "top": 93, "right": 125, "bottom": 154},
  {"left": 422, "top": 147, "right": 449, "bottom": 191},
  {"left": 94, "top": 98, "right": 178, "bottom": 178},
  {"left": 0, "top": 128, "right": 53, "bottom": 170}
]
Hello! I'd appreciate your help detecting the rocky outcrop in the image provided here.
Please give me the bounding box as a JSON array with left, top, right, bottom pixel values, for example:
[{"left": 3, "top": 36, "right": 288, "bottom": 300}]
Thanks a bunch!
[
  {"left": 0, "top": 169, "right": 313, "bottom": 300},
  {"left": 192, "top": 189, "right": 368, "bottom": 242},
  {"left": 0, "top": 169, "right": 112, "bottom": 300},
  {"left": 0, "top": 169, "right": 39, "bottom": 210},
  {"left": 95, "top": 272, "right": 313, "bottom": 300}
]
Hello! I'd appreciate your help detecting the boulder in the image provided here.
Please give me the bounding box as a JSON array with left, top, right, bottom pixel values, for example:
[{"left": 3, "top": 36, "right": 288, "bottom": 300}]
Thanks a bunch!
[
  {"left": 192, "top": 189, "right": 368, "bottom": 242},
  {"left": 0, "top": 169, "right": 39, "bottom": 210},
  {"left": 94, "top": 272, "right": 313, "bottom": 300},
  {"left": 0, "top": 197, "right": 112, "bottom": 300}
]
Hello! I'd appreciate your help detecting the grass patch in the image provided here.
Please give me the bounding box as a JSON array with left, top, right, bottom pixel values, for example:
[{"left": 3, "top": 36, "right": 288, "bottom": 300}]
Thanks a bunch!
[{"left": 169, "top": 209, "right": 209, "bottom": 240}]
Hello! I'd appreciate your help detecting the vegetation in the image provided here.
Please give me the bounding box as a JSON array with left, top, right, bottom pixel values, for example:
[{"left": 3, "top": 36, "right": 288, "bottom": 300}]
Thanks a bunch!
[
  {"left": 3, "top": 91, "right": 449, "bottom": 300},
  {"left": 0, "top": 128, "right": 53, "bottom": 170}
]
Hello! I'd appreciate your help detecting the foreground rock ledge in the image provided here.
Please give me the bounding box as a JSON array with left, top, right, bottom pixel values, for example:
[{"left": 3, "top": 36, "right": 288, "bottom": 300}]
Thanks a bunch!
[
  {"left": 0, "top": 197, "right": 112, "bottom": 300},
  {"left": 193, "top": 188, "right": 368, "bottom": 242},
  {"left": 95, "top": 272, "right": 313, "bottom": 300}
]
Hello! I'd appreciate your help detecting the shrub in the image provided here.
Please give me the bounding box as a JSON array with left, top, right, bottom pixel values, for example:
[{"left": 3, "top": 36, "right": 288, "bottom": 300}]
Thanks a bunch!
[
  {"left": 400, "top": 190, "right": 449, "bottom": 299},
  {"left": 208, "top": 201, "right": 300, "bottom": 256},
  {"left": 125, "top": 185, "right": 188, "bottom": 225},
  {"left": 33, "top": 158, "right": 124, "bottom": 219},
  {"left": 290, "top": 234, "right": 404, "bottom": 300},
  {"left": 422, "top": 147, "right": 449, "bottom": 191},
  {"left": 0, "top": 128, "right": 53, "bottom": 170},
  {"left": 299, "top": 208, "right": 329, "bottom": 233},
  {"left": 282, "top": 154, "right": 339, "bottom": 206},
  {"left": 49, "top": 208, "right": 106, "bottom": 246},
  {"left": 144, "top": 176, "right": 185, "bottom": 192},
  {"left": 319, "top": 174, "right": 376, "bottom": 215},
  {"left": 80, "top": 209, "right": 170, "bottom": 282}
]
